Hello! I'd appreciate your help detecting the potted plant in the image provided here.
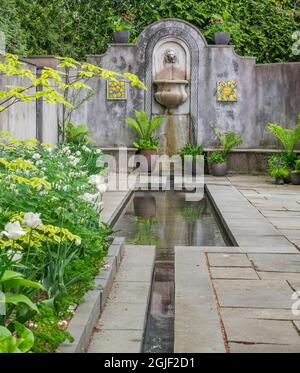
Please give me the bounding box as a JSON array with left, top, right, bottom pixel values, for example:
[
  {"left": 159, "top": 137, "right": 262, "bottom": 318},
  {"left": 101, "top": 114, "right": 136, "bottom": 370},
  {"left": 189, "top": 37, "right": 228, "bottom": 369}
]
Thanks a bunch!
[
  {"left": 205, "top": 13, "right": 238, "bottom": 45},
  {"left": 267, "top": 152, "right": 289, "bottom": 184},
  {"left": 126, "top": 111, "right": 163, "bottom": 173},
  {"left": 178, "top": 143, "right": 203, "bottom": 175},
  {"left": 291, "top": 159, "right": 300, "bottom": 185},
  {"left": 208, "top": 128, "right": 243, "bottom": 177},
  {"left": 207, "top": 150, "right": 227, "bottom": 176},
  {"left": 112, "top": 18, "right": 132, "bottom": 44},
  {"left": 266, "top": 121, "right": 300, "bottom": 182}
]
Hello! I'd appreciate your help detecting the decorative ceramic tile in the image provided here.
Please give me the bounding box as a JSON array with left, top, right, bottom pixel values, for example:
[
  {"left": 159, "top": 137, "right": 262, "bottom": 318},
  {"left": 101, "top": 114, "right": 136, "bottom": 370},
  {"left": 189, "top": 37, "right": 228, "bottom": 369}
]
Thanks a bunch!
[
  {"left": 217, "top": 80, "right": 237, "bottom": 102},
  {"left": 107, "top": 80, "right": 127, "bottom": 100}
]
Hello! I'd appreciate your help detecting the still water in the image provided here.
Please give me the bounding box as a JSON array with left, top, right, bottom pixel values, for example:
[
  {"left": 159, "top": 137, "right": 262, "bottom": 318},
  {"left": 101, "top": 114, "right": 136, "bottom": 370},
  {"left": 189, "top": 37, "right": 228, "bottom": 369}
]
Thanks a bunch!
[{"left": 113, "top": 190, "right": 226, "bottom": 352}]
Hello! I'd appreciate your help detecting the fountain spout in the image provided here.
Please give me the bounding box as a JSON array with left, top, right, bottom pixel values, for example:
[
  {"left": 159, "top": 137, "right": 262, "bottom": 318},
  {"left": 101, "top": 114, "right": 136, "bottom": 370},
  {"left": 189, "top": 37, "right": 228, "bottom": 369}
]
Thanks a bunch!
[{"left": 153, "top": 49, "right": 189, "bottom": 113}]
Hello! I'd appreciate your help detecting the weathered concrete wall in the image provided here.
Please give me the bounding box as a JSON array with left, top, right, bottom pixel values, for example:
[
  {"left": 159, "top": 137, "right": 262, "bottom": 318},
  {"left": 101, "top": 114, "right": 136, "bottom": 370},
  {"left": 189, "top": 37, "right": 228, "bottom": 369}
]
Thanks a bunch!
[
  {"left": 83, "top": 48, "right": 144, "bottom": 146},
  {"left": 0, "top": 59, "right": 37, "bottom": 139},
  {"left": 75, "top": 19, "right": 299, "bottom": 149},
  {"left": 0, "top": 57, "right": 59, "bottom": 144},
  {"left": 256, "top": 63, "right": 300, "bottom": 149},
  {"left": 198, "top": 47, "right": 257, "bottom": 148}
]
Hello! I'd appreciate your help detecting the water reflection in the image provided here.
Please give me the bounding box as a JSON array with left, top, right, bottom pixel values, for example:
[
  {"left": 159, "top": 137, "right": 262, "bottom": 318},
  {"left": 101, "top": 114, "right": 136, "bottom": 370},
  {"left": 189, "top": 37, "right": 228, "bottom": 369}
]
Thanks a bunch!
[{"left": 113, "top": 191, "right": 226, "bottom": 352}]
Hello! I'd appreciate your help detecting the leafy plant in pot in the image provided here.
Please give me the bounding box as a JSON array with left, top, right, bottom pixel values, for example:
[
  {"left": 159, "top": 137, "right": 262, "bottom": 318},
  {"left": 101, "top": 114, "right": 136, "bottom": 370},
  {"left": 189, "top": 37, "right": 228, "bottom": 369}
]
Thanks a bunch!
[
  {"left": 126, "top": 111, "right": 163, "bottom": 173},
  {"left": 178, "top": 143, "right": 203, "bottom": 175},
  {"left": 266, "top": 120, "right": 300, "bottom": 183},
  {"left": 267, "top": 153, "right": 289, "bottom": 185},
  {"left": 291, "top": 159, "right": 300, "bottom": 185},
  {"left": 112, "top": 18, "right": 132, "bottom": 43},
  {"left": 208, "top": 128, "right": 243, "bottom": 176},
  {"left": 205, "top": 12, "right": 240, "bottom": 45}
]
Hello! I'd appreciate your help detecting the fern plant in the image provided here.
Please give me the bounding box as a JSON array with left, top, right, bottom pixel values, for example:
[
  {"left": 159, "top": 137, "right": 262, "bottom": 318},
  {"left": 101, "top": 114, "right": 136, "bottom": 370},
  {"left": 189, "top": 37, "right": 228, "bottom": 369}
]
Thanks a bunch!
[
  {"left": 213, "top": 128, "right": 243, "bottom": 158},
  {"left": 266, "top": 121, "right": 300, "bottom": 166},
  {"left": 65, "top": 122, "right": 92, "bottom": 144},
  {"left": 126, "top": 111, "right": 163, "bottom": 150}
]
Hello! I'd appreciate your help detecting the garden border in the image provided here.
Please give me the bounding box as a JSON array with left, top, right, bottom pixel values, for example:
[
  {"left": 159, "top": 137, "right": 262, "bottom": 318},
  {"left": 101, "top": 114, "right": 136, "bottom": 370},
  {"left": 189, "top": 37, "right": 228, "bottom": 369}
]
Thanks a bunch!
[{"left": 58, "top": 236, "right": 125, "bottom": 353}]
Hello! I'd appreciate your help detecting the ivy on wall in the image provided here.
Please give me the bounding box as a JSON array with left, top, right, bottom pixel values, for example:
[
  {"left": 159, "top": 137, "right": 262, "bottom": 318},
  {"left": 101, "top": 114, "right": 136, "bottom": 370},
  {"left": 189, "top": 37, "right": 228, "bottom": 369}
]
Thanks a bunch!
[{"left": 1, "top": 0, "right": 300, "bottom": 63}]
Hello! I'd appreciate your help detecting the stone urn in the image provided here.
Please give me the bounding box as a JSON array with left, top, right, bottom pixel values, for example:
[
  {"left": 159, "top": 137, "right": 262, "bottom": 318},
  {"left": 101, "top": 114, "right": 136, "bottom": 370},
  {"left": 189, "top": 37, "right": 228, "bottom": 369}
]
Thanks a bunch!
[
  {"left": 113, "top": 30, "right": 130, "bottom": 43},
  {"left": 153, "top": 79, "right": 188, "bottom": 111},
  {"left": 214, "top": 32, "right": 231, "bottom": 45},
  {"left": 210, "top": 162, "right": 227, "bottom": 177},
  {"left": 291, "top": 171, "right": 300, "bottom": 185},
  {"left": 136, "top": 149, "right": 158, "bottom": 174}
]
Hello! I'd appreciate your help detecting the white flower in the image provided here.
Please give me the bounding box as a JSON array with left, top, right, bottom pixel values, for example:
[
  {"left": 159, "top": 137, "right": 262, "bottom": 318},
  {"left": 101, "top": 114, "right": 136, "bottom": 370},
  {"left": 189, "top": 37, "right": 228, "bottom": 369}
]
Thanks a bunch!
[
  {"left": 75, "top": 151, "right": 81, "bottom": 156},
  {"left": 2, "top": 221, "right": 25, "bottom": 240},
  {"left": 75, "top": 238, "right": 81, "bottom": 246},
  {"left": 36, "top": 160, "right": 43, "bottom": 166},
  {"left": 23, "top": 212, "right": 43, "bottom": 229},
  {"left": 80, "top": 192, "right": 98, "bottom": 203},
  {"left": 32, "top": 153, "right": 41, "bottom": 160},
  {"left": 62, "top": 185, "right": 68, "bottom": 192},
  {"left": 88, "top": 174, "right": 105, "bottom": 185},
  {"left": 96, "top": 183, "right": 107, "bottom": 194},
  {"left": 95, "top": 148, "right": 102, "bottom": 154}
]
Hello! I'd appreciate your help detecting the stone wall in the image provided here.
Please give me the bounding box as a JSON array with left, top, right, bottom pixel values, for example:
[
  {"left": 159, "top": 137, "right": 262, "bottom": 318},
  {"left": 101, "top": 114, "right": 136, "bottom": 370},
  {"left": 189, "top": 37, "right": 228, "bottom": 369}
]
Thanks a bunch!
[
  {"left": 74, "top": 19, "right": 300, "bottom": 150},
  {"left": 256, "top": 62, "right": 300, "bottom": 149},
  {"left": 0, "top": 57, "right": 58, "bottom": 144}
]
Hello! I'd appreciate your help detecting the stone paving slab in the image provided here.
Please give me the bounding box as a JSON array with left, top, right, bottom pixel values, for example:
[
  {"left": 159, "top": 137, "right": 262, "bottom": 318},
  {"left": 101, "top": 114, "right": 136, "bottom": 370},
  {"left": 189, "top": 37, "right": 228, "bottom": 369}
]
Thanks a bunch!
[
  {"left": 249, "top": 254, "right": 300, "bottom": 273},
  {"left": 174, "top": 248, "right": 225, "bottom": 353},
  {"left": 88, "top": 330, "right": 143, "bottom": 353},
  {"left": 207, "top": 253, "right": 251, "bottom": 267},
  {"left": 258, "top": 272, "right": 300, "bottom": 281},
  {"left": 223, "top": 317, "right": 300, "bottom": 346},
  {"left": 107, "top": 281, "right": 151, "bottom": 304},
  {"left": 235, "top": 235, "right": 294, "bottom": 248},
  {"left": 98, "top": 302, "right": 148, "bottom": 330},
  {"left": 211, "top": 267, "right": 259, "bottom": 279},
  {"left": 229, "top": 342, "right": 300, "bottom": 353},
  {"left": 213, "top": 279, "right": 293, "bottom": 309},
  {"left": 220, "top": 307, "right": 300, "bottom": 321},
  {"left": 87, "top": 245, "right": 155, "bottom": 353}
]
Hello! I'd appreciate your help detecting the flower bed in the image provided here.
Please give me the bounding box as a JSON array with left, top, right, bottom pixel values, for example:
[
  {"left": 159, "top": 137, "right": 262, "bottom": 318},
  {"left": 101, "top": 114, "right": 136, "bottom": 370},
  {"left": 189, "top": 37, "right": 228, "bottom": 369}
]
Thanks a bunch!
[{"left": 0, "top": 132, "right": 112, "bottom": 352}]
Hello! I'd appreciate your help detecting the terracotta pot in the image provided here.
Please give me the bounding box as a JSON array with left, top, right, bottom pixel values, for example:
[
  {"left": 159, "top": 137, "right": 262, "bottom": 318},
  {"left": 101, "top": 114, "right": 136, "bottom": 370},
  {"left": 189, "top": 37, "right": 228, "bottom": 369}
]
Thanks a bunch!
[
  {"left": 113, "top": 30, "right": 130, "bottom": 43},
  {"left": 133, "top": 196, "right": 156, "bottom": 218},
  {"left": 210, "top": 162, "right": 227, "bottom": 177},
  {"left": 214, "top": 32, "right": 231, "bottom": 45},
  {"left": 275, "top": 176, "right": 285, "bottom": 185},
  {"left": 136, "top": 149, "right": 158, "bottom": 173},
  {"left": 291, "top": 172, "right": 300, "bottom": 185}
]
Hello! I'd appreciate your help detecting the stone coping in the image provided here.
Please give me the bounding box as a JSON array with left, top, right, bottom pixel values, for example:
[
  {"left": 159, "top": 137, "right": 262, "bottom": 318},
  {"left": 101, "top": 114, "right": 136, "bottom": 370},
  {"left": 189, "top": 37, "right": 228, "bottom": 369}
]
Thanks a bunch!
[
  {"left": 58, "top": 237, "right": 125, "bottom": 353},
  {"left": 205, "top": 183, "right": 296, "bottom": 249}
]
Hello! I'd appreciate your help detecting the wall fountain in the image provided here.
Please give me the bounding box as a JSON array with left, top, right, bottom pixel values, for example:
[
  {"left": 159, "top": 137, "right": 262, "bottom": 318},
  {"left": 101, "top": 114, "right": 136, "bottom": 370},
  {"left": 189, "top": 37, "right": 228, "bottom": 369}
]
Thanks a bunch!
[{"left": 152, "top": 41, "right": 191, "bottom": 156}]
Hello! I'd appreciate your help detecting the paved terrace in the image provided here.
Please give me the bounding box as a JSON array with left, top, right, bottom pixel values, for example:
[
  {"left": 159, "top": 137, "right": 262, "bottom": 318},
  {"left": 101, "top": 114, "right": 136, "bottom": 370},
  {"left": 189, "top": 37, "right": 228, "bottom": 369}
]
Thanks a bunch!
[
  {"left": 88, "top": 174, "right": 300, "bottom": 353},
  {"left": 175, "top": 174, "right": 300, "bottom": 353}
]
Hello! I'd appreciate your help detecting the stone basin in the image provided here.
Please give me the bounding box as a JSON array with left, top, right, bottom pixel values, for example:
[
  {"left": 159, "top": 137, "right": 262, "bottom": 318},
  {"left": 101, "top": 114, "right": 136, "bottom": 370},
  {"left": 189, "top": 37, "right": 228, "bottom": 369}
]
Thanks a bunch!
[{"left": 153, "top": 79, "right": 188, "bottom": 110}]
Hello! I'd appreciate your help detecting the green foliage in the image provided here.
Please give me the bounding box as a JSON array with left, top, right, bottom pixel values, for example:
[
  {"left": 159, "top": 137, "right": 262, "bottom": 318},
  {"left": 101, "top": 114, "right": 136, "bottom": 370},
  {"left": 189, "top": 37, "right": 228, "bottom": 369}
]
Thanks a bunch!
[
  {"left": 0, "top": 0, "right": 26, "bottom": 55},
  {"left": 133, "top": 137, "right": 159, "bottom": 150},
  {"left": 266, "top": 121, "right": 300, "bottom": 165},
  {"left": 111, "top": 16, "right": 132, "bottom": 31},
  {"left": 0, "top": 133, "right": 112, "bottom": 352},
  {"left": 126, "top": 111, "right": 163, "bottom": 150},
  {"left": 0, "top": 322, "right": 34, "bottom": 353},
  {"left": 178, "top": 143, "right": 203, "bottom": 160},
  {"left": 207, "top": 150, "right": 226, "bottom": 164},
  {"left": 9, "top": 0, "right": 300, "bottom": 63},
  {"left": 267, "top": 152, "right": 290, "bottom": 178},
  {"left": 293, "top": 158, "right": 300, "bottom": 172},
  {"left": 214, "top": 128, "right": 243, "bottom": 157},
  {"left": 66, "top": 122, "right": 92, "bottom": 145}
]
